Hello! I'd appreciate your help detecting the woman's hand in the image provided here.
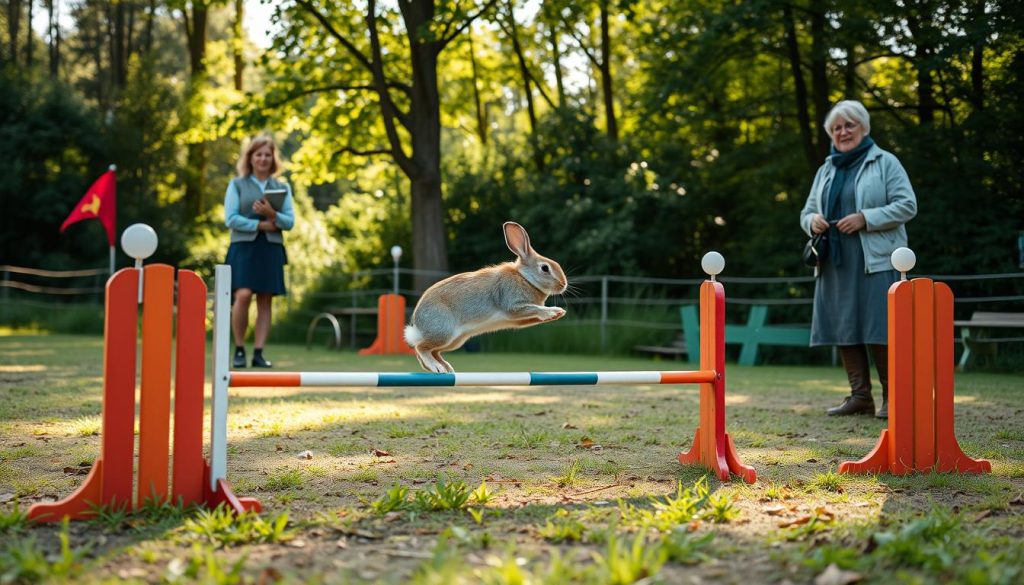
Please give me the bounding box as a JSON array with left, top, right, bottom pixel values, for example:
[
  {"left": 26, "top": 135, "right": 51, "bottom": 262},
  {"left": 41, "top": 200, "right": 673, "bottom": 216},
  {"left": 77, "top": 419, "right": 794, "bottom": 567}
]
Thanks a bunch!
[
  {"left": 258, "top": 220, "right": 280, "bottom": 233},
  {"left": 810, "top": 214, "right": 830, "bottom": 234},
  {"left": 836, "top": 212, "right": 866, "bottom": 234},
  {"left": 252, "top": 198, "right": 277, "bottom": 221}
]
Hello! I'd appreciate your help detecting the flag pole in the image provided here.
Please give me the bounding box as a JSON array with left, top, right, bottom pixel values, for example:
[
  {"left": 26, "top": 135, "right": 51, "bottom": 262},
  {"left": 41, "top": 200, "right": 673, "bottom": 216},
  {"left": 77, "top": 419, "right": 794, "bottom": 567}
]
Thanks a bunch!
[{"left": 109, "top": 164, "right": 117, "bottom": 276}]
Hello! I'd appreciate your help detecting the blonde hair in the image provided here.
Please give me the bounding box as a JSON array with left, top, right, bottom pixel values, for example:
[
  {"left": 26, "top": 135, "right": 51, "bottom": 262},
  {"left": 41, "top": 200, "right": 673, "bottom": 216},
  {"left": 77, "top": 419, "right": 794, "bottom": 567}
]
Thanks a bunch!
[
  {"left": 236, "top": 134, "right": 282, "bottom": 177},
  {"left": 824, "top": 100, "right": 871, "bottom": 138}
]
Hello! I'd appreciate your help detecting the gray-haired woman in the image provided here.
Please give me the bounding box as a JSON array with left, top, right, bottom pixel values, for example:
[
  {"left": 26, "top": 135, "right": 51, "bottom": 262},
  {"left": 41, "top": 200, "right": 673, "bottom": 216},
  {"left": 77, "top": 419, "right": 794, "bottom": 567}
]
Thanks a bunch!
[{"left": 799, "top": 100, "right": 917, "bottom": 418}]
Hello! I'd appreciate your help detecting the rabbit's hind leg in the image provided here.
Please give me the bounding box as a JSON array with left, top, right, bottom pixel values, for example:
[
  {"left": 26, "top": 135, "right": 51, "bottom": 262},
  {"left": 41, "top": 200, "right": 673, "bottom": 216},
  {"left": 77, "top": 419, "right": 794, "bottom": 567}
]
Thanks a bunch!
[
  {"left": 414, "top": 343, "right": 449, "bottom": 374},
  {"left": 430, "top": 349, "right": 454, "bottom": 373}
]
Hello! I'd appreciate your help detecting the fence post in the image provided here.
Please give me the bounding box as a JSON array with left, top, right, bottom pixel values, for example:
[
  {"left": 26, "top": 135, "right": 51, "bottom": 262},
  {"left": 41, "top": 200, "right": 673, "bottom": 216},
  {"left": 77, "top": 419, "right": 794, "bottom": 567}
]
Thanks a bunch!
[{"left": 600, "top": 276, "right": 608, "bottom": 352}]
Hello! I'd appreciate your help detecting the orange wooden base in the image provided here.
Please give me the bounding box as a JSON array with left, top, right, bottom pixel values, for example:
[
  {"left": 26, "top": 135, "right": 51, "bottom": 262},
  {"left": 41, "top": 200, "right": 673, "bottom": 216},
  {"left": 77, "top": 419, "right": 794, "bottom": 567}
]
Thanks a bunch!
[
  {"left": 677, "top": 281, "right": 756, "bottom": 484},
  {"left": 359, "top": 294, "right": 415, "bottom": 355},
  {"left": 840, "top": 278, "right": 989, "bottom": 476}
]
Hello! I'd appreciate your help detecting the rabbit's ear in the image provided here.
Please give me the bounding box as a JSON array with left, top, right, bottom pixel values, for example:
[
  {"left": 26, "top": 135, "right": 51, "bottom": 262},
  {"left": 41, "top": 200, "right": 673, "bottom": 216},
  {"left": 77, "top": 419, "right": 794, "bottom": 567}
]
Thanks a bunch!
[{"left": 503, "top": 222, "right": 533, "bottom": 259}]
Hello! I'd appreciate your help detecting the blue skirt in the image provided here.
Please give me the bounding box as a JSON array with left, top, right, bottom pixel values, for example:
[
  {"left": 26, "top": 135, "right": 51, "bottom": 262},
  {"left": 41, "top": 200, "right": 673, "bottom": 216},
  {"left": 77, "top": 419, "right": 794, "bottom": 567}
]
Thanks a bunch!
[{"left": 225, "top": 232, "right": 287, "bottom": 295}]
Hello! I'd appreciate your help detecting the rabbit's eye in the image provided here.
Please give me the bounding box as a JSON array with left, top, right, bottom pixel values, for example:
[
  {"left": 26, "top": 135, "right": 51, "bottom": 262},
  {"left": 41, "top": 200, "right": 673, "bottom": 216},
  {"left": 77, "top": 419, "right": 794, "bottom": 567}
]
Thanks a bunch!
[{"left": 541, "top": 264, "right": 550, "bottom": 273}]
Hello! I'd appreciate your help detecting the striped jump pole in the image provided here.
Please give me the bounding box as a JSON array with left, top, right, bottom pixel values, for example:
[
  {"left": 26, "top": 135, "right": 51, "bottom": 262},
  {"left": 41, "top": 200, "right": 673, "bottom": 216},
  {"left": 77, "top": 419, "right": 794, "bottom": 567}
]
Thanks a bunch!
[
  {"left": 840, "top": 249, "right": 990, "bottom": 476},
  {"left": 212, "top": 253, "right": 757, "bottom": 486}
]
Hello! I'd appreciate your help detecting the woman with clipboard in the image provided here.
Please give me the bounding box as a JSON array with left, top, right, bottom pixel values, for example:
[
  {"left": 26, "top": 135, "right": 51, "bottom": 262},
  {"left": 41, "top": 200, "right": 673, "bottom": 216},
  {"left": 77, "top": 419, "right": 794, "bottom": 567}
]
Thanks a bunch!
[{"left": 224, "top": 135, "right": 296, "bottom": 368}]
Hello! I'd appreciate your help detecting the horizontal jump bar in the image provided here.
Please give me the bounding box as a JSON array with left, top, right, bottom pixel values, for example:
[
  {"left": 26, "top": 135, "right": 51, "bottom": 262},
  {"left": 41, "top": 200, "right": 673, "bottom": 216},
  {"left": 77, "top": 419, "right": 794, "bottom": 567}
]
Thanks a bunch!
[{"left": 229, "top": 370, "right": 717, "bottom": 388}]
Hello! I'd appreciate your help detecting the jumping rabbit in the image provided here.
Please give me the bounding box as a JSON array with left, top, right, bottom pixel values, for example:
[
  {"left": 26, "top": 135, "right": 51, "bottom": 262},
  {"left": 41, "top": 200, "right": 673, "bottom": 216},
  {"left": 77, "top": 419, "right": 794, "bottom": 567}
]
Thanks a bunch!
[{"left": 404, "top": 222, "right": 568, "bottom": 373}]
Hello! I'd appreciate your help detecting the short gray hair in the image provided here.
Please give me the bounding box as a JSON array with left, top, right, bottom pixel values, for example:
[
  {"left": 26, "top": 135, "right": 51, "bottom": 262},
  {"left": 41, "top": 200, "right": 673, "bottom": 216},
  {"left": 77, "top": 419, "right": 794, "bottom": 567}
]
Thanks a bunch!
[{"left": 824, "top": 100, "right": 871, "bottom": 138}]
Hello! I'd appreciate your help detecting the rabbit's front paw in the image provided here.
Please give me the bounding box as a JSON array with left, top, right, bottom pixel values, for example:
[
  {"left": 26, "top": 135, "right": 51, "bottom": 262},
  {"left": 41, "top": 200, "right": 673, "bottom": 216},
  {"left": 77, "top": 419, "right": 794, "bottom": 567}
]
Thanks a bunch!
[{"left": 544, "top": 307, "right": 566, "bottom": 321}]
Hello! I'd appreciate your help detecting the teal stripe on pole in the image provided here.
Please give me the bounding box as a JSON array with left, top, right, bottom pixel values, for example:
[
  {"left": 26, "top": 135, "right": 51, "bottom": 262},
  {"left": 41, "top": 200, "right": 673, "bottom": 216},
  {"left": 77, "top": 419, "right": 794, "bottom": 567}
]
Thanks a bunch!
[
  {"left": 378, "top": 373, "right": 456, "bottom": 386},
  {"left": 529, "top": 372, "right": 598, "bottom": 385}
]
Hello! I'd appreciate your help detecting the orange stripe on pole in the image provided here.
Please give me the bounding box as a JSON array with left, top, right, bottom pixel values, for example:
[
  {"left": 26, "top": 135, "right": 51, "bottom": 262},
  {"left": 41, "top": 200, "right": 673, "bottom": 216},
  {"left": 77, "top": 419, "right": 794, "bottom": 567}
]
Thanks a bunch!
[
  {"left": 230, "top": 372, "right": 302, "bottom": 387},
  {"left": 172, "top": 270, "right": 206, "bottom": 506},
  {"left": 102, "top": 269, "right": 140, "bottom": 507},
  {"left": 660, "top": 370, "right": 716, "bottom": 384},
  {"left": 911, "top": 280, "right": 936, "bottom": 470},
  {"left": 138, "top": 264, "right": 174, "bottom": 505}
]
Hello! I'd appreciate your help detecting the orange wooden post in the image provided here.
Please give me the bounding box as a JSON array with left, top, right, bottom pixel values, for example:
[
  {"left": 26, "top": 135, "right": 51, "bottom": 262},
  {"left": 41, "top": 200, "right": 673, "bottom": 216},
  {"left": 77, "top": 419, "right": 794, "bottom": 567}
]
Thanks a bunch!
[
  {"left": 678, "top": 281, "right": 757, "bottom": 483},
  {"left": 27, "top": 269, "right": 140, "bottom": 521},
  {"left": 137, "top": 264, "right": 174, "bottom": 505},
  {"left": 840, "top": 278, "right": 990, "bottom": 475},
  {"left": 172, "top": 270, "right": 207, "bottom": 506},
  {"left": 359, "top": 293, "right": 415, "bottom": 355}
]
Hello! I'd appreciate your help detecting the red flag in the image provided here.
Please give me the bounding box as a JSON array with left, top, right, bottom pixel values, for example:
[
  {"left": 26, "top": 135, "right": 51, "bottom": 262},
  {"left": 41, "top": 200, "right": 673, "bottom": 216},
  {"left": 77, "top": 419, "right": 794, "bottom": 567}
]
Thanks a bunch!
[{"left": 60, "top": 166, "right": 117, "bottom": 246}]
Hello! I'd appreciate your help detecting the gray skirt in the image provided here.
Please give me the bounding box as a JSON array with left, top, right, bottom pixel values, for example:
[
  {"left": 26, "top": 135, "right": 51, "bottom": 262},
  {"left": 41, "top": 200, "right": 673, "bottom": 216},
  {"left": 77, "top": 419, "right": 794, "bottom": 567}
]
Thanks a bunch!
[{"left": 810, "top": 232, "right": 897, "bottom": 346}]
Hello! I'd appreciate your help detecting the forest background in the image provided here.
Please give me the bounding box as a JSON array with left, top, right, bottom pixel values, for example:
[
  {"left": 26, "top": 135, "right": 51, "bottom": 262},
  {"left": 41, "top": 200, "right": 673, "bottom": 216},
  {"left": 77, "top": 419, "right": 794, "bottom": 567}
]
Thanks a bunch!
[{"left": 2, "top": 0, "right": 1022, "bottom": 331}]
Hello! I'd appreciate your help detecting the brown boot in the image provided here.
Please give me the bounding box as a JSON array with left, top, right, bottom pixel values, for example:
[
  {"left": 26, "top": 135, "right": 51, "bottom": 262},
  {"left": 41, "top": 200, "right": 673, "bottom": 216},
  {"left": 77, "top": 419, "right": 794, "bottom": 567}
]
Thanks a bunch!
[
  {"left": 828, "top": 345, "right": 875, "bottom": 416},
  {"left": 870, "top": 344, "right": 888, "bottom": 419}
]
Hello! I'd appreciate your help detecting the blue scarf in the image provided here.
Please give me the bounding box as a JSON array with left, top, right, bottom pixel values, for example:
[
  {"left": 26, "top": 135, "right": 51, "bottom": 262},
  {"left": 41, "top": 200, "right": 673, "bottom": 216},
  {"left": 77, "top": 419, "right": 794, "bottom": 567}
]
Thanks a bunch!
[{"left": 824, "top": 136, "right": 874, "bottom": 266}]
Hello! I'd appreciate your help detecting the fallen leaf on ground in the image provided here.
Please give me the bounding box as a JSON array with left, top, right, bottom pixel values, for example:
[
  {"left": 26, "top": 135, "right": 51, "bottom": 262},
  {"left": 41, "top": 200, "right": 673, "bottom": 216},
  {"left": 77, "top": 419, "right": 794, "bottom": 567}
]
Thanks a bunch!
[
  {"left": 577, "top": 437, "right": 595, "bottom": 448},
  {"left": 371, "top": 449, "right": 391, "bottom": 457},
  {"left": 63, "top": 465, "right": 91, "bottom": 475},
  {"left": 814, "top": 563, "right": 863, "bottom": 585},
  {"left": 779, "top": 515, "right": 812, "bottom": 528},
  {"left": 561, "top": 422, "right": 578, "bottom": 429},
  {"left": 1009, "top": 493, "right": 1024, "bottom": 506},
  {"left": 297, "top": 450, "right": 313, "bottom": 460},
  {"left": 763, "top": 505, "right": 788, "bottom": 516},
  {"left": 974, "top": 509, "right": 994, "bottom": 521}
]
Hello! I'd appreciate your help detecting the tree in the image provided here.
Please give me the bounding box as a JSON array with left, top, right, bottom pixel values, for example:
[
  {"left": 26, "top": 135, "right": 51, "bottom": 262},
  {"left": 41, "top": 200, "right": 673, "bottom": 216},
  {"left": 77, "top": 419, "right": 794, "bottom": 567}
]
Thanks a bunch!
[{"left": 257, "top": 0, "right": 497, "bottom": 290}]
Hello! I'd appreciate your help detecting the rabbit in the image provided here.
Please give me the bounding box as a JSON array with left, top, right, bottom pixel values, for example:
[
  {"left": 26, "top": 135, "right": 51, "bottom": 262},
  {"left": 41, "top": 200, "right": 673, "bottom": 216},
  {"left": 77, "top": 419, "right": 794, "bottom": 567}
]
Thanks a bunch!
[{"left": 404, "top": 222, "right": 568, "bottom": 373}]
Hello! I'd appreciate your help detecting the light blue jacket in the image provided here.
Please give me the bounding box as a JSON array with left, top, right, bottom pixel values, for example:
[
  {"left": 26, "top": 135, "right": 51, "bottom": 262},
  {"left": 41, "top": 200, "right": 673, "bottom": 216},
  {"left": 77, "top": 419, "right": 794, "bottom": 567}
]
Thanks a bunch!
[
  {"left": 800, "top": 143, "right": 917, "bottom": 274},
  {"left": 225, "top": 175, "right": 295, "bottom": 244}
]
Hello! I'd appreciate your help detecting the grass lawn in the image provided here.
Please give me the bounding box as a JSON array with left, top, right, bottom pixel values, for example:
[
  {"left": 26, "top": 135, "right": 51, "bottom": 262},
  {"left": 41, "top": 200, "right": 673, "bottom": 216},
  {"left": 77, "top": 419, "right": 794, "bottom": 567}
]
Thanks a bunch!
[{"left": 1, "top": 332, "right": 1022, "bottom": 584}]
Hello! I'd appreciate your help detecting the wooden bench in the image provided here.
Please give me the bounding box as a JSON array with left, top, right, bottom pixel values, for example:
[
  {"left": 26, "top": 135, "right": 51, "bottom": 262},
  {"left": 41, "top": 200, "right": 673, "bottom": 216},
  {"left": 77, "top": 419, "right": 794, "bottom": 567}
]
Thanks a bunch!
[
  {"left": 634, "top": 332, "right": 688, "bottom": 360},
  {"left": 954, "top": 311, "right": 1024, "bottom": 370},
  {"left": 681, "top": 304, "right": 810, "bottom": 366}
]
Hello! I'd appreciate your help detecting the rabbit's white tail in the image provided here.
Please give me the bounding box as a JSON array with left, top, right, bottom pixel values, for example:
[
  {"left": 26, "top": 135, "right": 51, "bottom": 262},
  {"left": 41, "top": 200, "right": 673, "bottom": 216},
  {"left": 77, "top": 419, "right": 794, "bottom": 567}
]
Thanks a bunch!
[{"left": 404, "top": 325, "right": 422, "bottom": 347}]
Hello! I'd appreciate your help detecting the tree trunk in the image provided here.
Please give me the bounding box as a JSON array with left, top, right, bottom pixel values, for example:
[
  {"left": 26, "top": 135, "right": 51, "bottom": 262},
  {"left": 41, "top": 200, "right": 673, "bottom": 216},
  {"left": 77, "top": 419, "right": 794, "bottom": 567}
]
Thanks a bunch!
[
  {"left": 233, "top": 0, "right": 244, "bottom": 91},
  {"left": 548, "top": 22, "right": 565, "bottom": 107},
  {"left": 905, "top": 4, "right": 936, "bottom": 125},
  {"left": 782, "top": 5, "right": 817, "bottom": 173},
  {"left": 598, "top": 1, "right": 617, "bottom": 142},
  {"left": 6, "top": 0, "right": 21, "bottom": 66},
  {"left": 401, "top": 0, "right": 448, "bottom": 291},
  {"left": 112, "top": 0, "right": 127, "bottom": 87},
  {"left": 25, "top": 0, "right": 32, "bottom": 68},
  {"left": 184, "top": 3, "right": 209, "bottom": 220},
  {"left": 48, "top": 0, "right": 60, "bottom": 77},
  {"left": 144, "top": 0, "right": 156, "bottom": 54},
  {"left": 969, "top": 0, "right": 985, "bottom": 111},
  {"left": 809, "top": 0, "right": 829, "bottom": 160},
  {"left": 468, "top": 32, "right": 487, "bottom": 145},
  {"left": 508, "top": 12, "right": 538, "bottom": 135}
]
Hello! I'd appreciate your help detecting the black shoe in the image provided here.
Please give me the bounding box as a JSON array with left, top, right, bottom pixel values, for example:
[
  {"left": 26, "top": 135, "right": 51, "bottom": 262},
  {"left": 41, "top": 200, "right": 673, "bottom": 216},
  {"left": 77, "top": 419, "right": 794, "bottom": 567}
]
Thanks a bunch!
[
  {"left": 233, "top": 347, "right": 246, "bottom": 369},
  {"left": 875, "top": 399, "right": 888, "bottom": 419},
  {"left": 251, "top": 352, "right": 272, "bottom": 368},
  {"left": 826, "top": 395, "right": 875, "bottom": 416}
]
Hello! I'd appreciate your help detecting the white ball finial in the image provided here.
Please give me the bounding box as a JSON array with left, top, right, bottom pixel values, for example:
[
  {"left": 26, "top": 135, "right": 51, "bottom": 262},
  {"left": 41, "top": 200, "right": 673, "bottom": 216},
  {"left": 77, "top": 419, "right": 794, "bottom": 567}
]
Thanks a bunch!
[
  {"left": 891, "top": 247, "right": 916, "bottom": 275},
  {"left": 121, "top": 224, "right": 158, "bottom": 261},
  {"left": 701, "top": 251, "right": 725, "bottom": 278},
  {"left": 390, "top": 245, "right": 403, "bottom": 262}
]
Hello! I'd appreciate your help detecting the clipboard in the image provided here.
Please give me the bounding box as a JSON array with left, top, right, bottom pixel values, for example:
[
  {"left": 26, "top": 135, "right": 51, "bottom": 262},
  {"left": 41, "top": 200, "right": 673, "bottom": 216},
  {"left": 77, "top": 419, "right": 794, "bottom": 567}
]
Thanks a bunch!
[{"left": 263, "top": 188, "right": 287, "bottom": 211}]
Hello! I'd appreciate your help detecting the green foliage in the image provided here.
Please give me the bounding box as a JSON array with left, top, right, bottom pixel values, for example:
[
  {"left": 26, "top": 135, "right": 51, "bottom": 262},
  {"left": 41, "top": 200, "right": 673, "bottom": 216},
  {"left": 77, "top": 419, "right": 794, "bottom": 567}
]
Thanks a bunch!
[
  {"left": 178, "top": 507, "right": 293, "bottom": 548},
  {"left": 538, "top": 509, "right": 586, "bottom": 543},
  {"left": 552, "top": 458, "right": 583, "bottom": 488},
  {"left": 414, "top": 476, "right": 473, "bottom": 512},
  {"left": 371, "top": 483, "right": 411, "bottom": 515},
  {"left": 618, "top": 477, "right": 736, "bottom": 531},
  {"left": 591, "top": 531, "right": 666, "bottom": 585},
  {"left": 0, "top": 507, "right": 28, "bottom": 535},
  {"left": 164, "top": 543, "right": 248, "bottom": 585},
  {"left": 0, "top": 518, "right": 87, "bottom": 583}
]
